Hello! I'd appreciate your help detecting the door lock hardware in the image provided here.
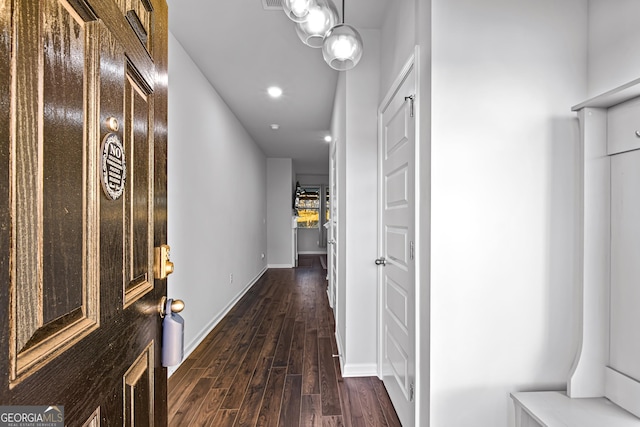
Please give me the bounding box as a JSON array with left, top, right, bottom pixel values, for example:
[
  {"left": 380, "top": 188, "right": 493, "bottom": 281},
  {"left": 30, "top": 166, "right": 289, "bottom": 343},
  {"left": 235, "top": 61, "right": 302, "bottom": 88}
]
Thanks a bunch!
[
  {"left": 158, "top": 296, "right": 185, "bottom": 318},
  {"left": 404, "top": 95, "right": 415, "bottom": 118},
  {"left": 375, "top": 257, "right": 387, "bottom": 266},
  {"left": 160, "top": 297, "right": 185, "bottom": 366},
  {"left": 154, "top": 244, "right": 174, "bottom": 279},
  {"left": 106, "top": 116, "right": 119, "bottom": 132}
]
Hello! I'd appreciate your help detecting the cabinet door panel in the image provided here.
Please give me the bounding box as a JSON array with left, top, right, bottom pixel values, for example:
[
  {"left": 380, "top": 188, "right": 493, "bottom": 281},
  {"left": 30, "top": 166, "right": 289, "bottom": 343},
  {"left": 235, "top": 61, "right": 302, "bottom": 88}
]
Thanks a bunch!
[
  {"left": 608, "top": 97, "right": 640, "bottom": 155},
  {"left": 610, "top": 149, "right": 640, "bottom": 380}
]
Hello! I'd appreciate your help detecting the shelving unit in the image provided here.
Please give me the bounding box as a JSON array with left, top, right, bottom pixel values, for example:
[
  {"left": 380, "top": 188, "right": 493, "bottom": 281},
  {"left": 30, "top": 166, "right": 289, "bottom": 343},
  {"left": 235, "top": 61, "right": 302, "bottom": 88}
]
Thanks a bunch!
[{"left": 511, "top": 79, "right": 640, "bottom": 426}]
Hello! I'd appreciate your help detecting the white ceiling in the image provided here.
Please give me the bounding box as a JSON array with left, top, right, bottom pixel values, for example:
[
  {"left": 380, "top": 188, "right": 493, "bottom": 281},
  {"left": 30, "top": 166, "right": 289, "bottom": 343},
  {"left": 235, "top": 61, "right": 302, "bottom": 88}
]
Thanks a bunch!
[{"left": 167, "top": 0, "right": 389, "bottom": 174}]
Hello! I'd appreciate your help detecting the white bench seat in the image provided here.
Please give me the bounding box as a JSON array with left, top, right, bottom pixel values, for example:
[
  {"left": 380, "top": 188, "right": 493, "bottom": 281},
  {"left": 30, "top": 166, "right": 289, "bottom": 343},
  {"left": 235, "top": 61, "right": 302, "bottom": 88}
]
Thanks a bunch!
[{"left": 511, "top": 392, "right": 640, "bottom": 427}]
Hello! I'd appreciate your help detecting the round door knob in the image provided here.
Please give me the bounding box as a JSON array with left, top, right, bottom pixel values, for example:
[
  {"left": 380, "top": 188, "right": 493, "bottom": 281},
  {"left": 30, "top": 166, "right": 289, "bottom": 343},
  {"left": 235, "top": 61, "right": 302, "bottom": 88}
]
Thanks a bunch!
[
  {"left": 159, "top": 297, "right": 185, "bottom": 317},
  {"left": 170, "top": 299, "right": 185, "bottom": 313}
]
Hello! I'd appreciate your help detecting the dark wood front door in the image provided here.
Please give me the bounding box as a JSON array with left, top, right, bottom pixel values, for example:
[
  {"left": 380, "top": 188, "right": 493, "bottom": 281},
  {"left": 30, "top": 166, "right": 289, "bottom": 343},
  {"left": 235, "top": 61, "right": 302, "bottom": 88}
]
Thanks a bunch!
[{"left": 0, "top": 0, "right": 169, "bottom": 424}]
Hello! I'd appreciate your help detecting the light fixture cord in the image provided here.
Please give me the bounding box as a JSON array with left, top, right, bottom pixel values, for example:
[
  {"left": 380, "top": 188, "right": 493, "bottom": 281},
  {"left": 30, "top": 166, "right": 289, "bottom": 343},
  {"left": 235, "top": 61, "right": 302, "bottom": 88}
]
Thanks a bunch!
[{"left": 342, "top": 0, "right": 345, "bottom": 23}]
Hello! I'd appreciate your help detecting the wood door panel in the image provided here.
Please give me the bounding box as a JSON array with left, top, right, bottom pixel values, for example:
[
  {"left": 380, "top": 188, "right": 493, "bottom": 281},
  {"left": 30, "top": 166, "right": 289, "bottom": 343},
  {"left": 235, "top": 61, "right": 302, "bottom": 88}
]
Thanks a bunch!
[
  {"left": 126, "top": 0, "right": 153, "bottom": 51},
  {"left": 82, "top": 408, "right": 101, "bottom": 427},
  {"left": 41, "top": 0, "right": 87, "bottom": 324},
  {"left": 124, "top": 70, "right": 154, "bottom": 305},
  {"left": 4, "top": 304, "right": 156, "bottom": 421},
  {"left": 0, "top": 0, "right": 12, "bottom": 407},
  {"left": 129, "top": 75, "right": 151, "bottom": 285},
  {"left": 124, "top": 343, "right": 155, "bottom": 426},
  {"left": 12, "top": 0, "right": 46, "bottom": 358},
  {"left": 96, "top": 14, "right": 129, "bottom": 320},
  {"left": 11, "top": 0, "right": 100, "bottom": 384},
  {"left": 74, "top": 0, "right": 155, "bottom": 86},
  {"left": 1, "top": 0, "right": 168, "bottom": 424}
]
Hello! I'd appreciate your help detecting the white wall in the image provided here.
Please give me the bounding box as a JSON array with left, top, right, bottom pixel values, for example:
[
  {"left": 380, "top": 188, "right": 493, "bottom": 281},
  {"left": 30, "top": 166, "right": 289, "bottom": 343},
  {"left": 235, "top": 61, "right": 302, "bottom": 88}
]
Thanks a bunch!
[
  {"left": 297, "top": 226, "right": 326, "bottom": 254},
  {"left": 380, "top": 0, "right": 416, "bottom": 97},
  {"left": 428, "top": 1, "right": 587, "bottom": 426},
  {"left": 587, "top": 0, "right": 640, "bottom": 97},
  {"left": 167, "top": 33, "right": 267, "bottom": 374},
  {"left": 297, "top": 173, "right": 328, "bottom": 187},
  {"left": 297, "top": 226, "right": 325, "bottom": 253},
  {"left": 267, "top": 158, "right": 295, "bottom": 267},
  {"left": 344, "top": 29, "right": 381, "bottom": 375},
  {"left": 331, "top": 29, "right": 381, "bottom": 376}
]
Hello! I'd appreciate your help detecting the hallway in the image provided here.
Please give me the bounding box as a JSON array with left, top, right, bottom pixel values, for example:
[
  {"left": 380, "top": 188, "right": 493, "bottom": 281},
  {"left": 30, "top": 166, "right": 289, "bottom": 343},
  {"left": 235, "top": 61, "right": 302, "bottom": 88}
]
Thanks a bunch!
[{"left": 168, "top": 255, "right": 401, "bottom": 426}]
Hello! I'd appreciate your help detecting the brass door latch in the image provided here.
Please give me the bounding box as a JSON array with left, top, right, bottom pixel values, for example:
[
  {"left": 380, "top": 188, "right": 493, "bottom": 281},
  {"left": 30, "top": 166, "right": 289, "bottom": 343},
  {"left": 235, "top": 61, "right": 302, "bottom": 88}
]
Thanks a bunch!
[{"left": 154, "top": 244, "right": 174, "bottom": 280}]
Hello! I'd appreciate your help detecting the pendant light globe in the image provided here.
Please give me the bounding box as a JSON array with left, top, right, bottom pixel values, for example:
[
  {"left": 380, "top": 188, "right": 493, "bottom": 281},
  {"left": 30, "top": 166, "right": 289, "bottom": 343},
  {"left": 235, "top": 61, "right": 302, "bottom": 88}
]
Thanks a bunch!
[
  {"left": 322, "top": 23, "right": 363, "bottom": 70},
  {"left": 295, "top": 0, "right": 339, "bottom": 48},
  {"left": 283, "top": 0, "right": 312, "bottom": 22}
]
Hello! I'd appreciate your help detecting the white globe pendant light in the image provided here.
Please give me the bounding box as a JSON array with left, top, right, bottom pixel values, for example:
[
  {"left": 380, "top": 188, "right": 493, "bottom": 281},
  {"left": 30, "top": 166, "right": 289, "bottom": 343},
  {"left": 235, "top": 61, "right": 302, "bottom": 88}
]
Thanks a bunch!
[
  {"left": 322, "top": 0, "right": 363, "bottom": 70},
  {"left": 283, "top": 0, "right": 312, "bottom": 22},
  {"left": 295, "top": 0, "right": 339, "bottom": 48}
]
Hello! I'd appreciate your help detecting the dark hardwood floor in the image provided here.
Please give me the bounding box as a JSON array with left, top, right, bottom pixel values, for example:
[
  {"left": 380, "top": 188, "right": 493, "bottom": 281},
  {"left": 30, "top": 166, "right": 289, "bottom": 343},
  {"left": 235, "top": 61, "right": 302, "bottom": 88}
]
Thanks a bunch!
[{"left": 168, "top": 255, "right": 401, "bottom": 426}]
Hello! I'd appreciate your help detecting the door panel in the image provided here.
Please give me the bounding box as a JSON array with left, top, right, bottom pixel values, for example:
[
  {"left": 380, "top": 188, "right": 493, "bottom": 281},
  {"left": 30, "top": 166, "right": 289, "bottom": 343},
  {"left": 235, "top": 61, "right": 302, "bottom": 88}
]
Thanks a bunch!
[
  {"left": 41, "top": 0, "right": 87, "bottom": 325},
  {"left": 610, "top": 150, "right": 640, "bottom": 381},
  {"left": 385, "top": 277, "right": 409, "bottom": 331},
  {"left": 11, "top": 0, "right": 100, "bottom": 385},
  {"left": 1, "top": 0, "right": 168, "bottom": 424},
  {"left": 124, "top": 70, "right": 154, "bottom": 306},
  {"left": 386, "top": 226, "right": 409, "bottom": 268},
  {"left": 384, "top": 105, "right": 410, "bottom": 158},
  {"left": 385, "top": 164, "right": 409, "bottom": 208},
  {"left": 124, "top": 343, "right": 155, "bottom": 426},
  {"left": 378, "top": 63, "right": 416, "bottom": 427}
]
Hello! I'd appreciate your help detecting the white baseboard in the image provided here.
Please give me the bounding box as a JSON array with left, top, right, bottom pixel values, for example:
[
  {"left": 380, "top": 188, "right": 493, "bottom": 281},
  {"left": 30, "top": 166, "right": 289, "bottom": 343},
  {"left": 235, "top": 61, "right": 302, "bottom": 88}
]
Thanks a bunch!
[
  {"left": 167, "top": 266, "right": 267, "bottom": 377},
  {"left": 297, "top": 251, "right": 327, "bottom": 255},
  {"left": 343, "top": 363, "right": 378, "bottom": 377},
  {"left": 334, "top": 329, "right": 377, "bottom": 377},
  {"left": 267, "top": 263, "right": 293, "bottom": 268}
]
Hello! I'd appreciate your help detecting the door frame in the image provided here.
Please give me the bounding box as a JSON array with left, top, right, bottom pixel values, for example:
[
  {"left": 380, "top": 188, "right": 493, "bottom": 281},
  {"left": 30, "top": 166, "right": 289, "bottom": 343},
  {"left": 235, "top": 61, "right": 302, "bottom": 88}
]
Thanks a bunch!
[
  {"left": 377, "top": 47, "right": 420, "bottom": 424},
  {"left": 328, "top": 140, "right": 338, "bottom": 308}
]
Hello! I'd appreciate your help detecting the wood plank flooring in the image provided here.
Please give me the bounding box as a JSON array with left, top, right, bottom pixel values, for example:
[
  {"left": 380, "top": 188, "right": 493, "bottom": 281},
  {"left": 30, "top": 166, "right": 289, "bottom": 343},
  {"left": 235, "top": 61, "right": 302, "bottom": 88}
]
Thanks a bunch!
[{"left": 168, "top": 255, "right": 401, "bottom": 426}]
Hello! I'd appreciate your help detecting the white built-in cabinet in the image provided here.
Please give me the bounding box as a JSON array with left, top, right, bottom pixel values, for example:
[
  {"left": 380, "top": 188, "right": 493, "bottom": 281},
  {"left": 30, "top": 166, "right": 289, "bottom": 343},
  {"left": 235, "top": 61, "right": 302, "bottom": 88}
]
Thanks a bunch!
[{"left": 511, "top": 78, "right": 640, "bottom": 426}]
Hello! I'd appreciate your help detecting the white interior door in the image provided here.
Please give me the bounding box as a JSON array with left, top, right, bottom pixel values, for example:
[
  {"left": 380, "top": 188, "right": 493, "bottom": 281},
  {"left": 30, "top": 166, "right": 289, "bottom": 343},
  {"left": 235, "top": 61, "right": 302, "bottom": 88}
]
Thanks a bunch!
[{"left": 378, "top": 61, "right": 416, "bottom": 427}]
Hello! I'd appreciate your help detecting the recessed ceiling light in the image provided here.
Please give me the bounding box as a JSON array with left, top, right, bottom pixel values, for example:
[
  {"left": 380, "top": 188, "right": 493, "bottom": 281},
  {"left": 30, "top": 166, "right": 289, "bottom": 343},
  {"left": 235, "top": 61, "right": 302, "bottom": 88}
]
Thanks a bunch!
[
  {"left": 324, "top": 135, "right": 332, "bottom": 142},
  {"left": 267, "top": 86, "right": 283, "bottom": 98},
  {"left": 270, "top": 124, "right": 280, "bottom": 130}
]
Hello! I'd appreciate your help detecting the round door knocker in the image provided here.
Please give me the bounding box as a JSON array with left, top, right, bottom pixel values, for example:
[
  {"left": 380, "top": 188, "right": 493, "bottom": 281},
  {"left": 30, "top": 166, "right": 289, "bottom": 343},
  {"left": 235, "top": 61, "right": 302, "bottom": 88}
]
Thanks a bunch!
[{"left": 100, "top": 132, "right": 126, "bottom": 201}]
